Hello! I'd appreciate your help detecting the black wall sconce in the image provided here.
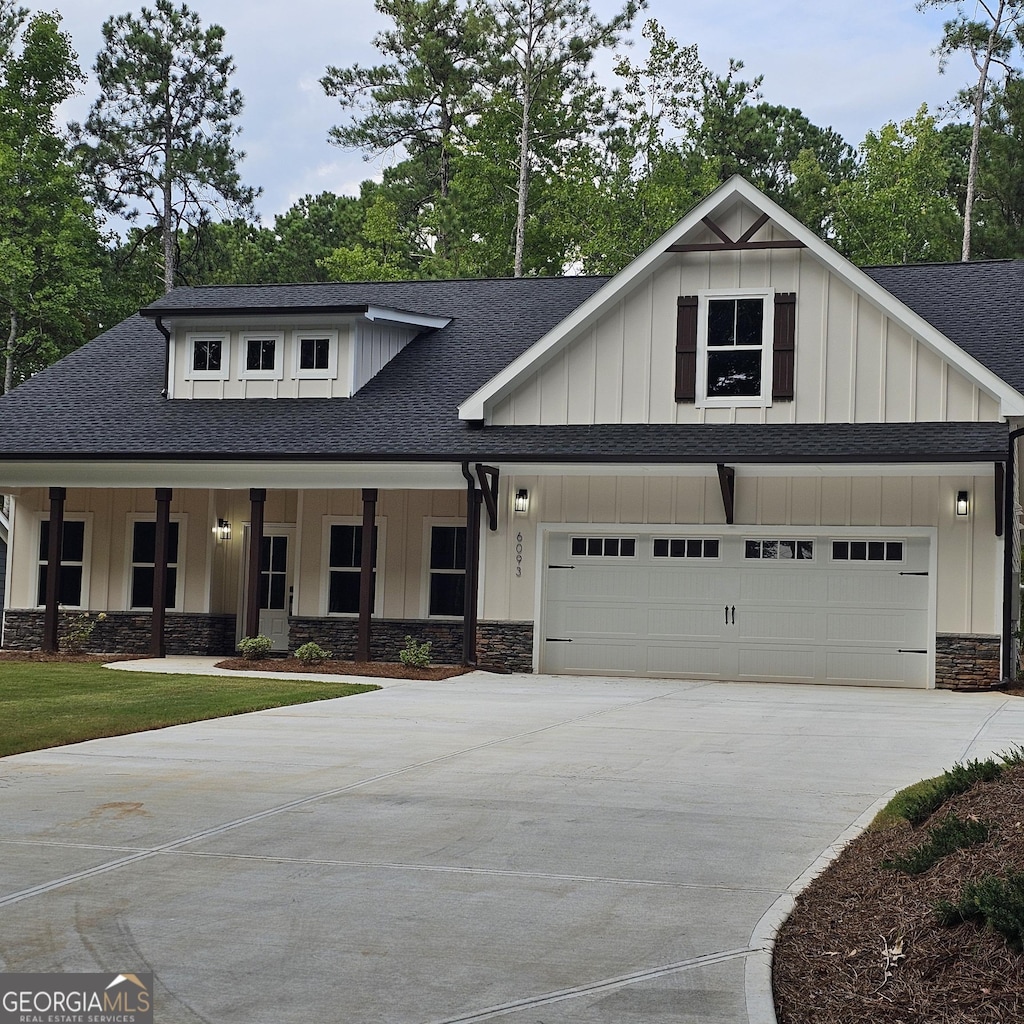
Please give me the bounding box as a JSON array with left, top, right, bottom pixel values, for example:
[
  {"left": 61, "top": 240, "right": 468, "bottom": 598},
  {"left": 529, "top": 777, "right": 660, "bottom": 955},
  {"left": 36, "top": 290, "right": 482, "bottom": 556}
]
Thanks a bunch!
[
  {"left": 214, "top": 517, "right": 232, "bottom": 541},
  {"left": 955, "top": 490, "right": 969, "bottom": 517},
  {"left": 514, "top": 488, "right": 529, "bottom": 514}
]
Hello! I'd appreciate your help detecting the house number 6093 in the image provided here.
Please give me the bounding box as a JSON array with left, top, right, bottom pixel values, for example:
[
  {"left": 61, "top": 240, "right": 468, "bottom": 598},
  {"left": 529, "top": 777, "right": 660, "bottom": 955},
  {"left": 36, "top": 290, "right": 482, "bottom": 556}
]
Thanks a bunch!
[{"left": 515, "top": 532, "right": 523, "bottom": 577}]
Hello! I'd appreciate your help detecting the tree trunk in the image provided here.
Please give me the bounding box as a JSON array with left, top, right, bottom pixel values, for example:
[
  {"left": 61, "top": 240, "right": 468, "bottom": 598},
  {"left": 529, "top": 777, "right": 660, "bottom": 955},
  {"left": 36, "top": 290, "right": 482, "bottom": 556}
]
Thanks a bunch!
[
  {"left": 513, "top": 6, "right": 536, "bottom": 279},
  {"left": 162, "top": 108, "right": 175, "bottom": 292},
  {"left": 963, "top": 0, "right": 1006, "bottom": 262},
  {"left": 4, "top": 310, "right": 17, "bottom": 395}
]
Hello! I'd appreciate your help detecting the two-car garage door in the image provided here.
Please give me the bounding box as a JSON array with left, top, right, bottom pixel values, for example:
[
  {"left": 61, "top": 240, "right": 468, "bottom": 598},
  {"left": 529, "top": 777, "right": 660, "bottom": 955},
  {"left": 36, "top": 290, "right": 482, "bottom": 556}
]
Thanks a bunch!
[{"left": 540, "top": 530, "right": 932, "bottom": 687}]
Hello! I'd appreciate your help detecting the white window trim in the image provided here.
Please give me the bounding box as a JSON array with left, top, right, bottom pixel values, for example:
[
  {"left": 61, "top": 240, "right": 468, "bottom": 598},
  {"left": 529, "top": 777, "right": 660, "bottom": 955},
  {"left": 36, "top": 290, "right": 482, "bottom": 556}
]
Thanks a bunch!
[
  {"left": 35, "top": 512, "right": 93, "bottom": 610},
  {"left": 696, "top": 288, "right": 775, "bottom": 409},
  {"left": 239, "top": 331, "right": 285, "bottom": 381},
  {"left": 293, "top": 329, "right": 340, "bottom": 380},
  {"left": 421, "top": 518, "right": 468, "bottom": 619},
  {"left": 184, "top": 332, "right": 231, "bottom": 382},
  {"left": 124, "top": 514, "right": 188, "bottom": 612},
  {"left": 320, "top": 516, "right": 386, "bottom": 617}
]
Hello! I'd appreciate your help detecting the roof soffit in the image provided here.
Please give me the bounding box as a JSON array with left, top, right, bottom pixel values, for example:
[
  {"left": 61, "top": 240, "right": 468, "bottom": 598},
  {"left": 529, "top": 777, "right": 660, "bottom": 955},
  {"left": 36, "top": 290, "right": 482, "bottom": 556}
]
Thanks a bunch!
[{"left": 458, "top": 175, "right": 1024, "bottom": 420}]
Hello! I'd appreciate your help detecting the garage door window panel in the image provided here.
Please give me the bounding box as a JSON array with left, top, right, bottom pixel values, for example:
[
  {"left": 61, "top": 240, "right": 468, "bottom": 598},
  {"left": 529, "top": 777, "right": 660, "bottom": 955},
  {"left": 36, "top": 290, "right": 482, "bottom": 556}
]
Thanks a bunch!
[
  {"left": 745, "top": 539, "right": 814, "bottom": 560},
  {"left": 832, "top": 540, "right": 904, "bottom": 562},
  {"left": 570, "top": 536, "right": 637, "bottom": 557},
  {"left": 653, "top": 538, "right": 720, "bottom": 558}
]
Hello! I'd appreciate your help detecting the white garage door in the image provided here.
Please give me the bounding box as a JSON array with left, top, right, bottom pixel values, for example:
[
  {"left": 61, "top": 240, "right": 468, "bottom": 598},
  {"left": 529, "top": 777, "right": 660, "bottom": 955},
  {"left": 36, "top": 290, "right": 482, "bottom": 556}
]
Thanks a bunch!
[{"left": 541, "top": 531, "right": 931, "bottom": 687}]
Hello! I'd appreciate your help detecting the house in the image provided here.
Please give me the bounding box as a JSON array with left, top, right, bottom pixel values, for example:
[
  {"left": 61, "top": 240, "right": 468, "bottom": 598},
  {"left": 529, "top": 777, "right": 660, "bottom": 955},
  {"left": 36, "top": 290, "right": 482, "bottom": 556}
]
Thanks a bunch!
[{"left": 0, "top": 176, "right": 1020, "bottom": 690}]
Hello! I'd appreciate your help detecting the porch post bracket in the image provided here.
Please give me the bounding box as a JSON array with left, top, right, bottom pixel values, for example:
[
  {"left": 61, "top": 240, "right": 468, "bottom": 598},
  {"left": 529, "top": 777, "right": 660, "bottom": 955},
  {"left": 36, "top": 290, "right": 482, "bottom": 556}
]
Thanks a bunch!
[
  {"left": 475, "top": 464, "right": 500, "bottom": 532},
  {"left": 150, "top": 487, "right": 172, "bottom": 658},
  {"left": 245, "top": 488, "right": 267, "bottom": 641},
  {"left": 717, "top": 464, "right": 736, "bottom": 526},
  {"left": 356, "top": 487, "right": 378, "bottom": 663},
  {"left": 42, "top": 486, "right": 66, "bottom": 653}
]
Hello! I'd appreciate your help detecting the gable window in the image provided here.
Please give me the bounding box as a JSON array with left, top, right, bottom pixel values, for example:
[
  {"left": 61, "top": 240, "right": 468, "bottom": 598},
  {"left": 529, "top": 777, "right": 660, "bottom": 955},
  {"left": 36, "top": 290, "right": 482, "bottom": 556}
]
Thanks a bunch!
[
  {"left": 130, "top": 520, "right": 181, "bottom": 610},
  {"left": 240, "top": 332, "right": 284, "bottom": 380},
  {"left": 428, "top": 525, "right": 466, "bottom": 617},
  {"left": 676, "top": 291, "right": 795, "bottom": 405},
  {"left": 185, "top": 332, "right": 230, "bottom": 381},
  {"left": 36, "top": 520, "right": 86, "bottom": 607},
  {"left": 326, "top": 522, "right": 379, "bottom": 614},
  {"left": 294, "top": 330, "right": 339, "bottom": 380}
]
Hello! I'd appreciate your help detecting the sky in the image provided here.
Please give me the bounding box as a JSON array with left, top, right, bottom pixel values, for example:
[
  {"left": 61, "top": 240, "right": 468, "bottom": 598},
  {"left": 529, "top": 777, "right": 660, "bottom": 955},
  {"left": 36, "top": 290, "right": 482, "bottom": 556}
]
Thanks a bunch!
[{"left": 51, "top": 0, "right": 974, "bottom": 227}]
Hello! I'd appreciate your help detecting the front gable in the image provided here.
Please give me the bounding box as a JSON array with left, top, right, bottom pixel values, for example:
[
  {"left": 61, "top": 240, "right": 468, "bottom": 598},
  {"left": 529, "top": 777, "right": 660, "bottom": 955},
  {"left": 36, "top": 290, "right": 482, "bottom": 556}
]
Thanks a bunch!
[{"left": 460, "top": 177, "right": 1024, "bottom": 426}]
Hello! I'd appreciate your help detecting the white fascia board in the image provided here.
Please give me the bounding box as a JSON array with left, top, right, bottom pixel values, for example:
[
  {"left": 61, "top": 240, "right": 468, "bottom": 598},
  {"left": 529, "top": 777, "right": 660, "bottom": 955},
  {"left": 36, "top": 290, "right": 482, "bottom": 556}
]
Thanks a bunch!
[
  {"left": 0, "top": 461, "right": 469, "bottom": 491},
  {"left": 364, "top": 306, "right": 451, "bottom": 330},
  {"left": 459, "top": 174, "right": 1024, "bottom": 420}
]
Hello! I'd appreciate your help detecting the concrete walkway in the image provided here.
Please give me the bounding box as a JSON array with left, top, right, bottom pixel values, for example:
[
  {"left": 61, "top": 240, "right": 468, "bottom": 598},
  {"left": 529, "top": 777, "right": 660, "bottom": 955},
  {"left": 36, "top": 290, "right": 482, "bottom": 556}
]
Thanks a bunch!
[{"left": 1, "top": 669, "right": 1022, "bottom": 1024}]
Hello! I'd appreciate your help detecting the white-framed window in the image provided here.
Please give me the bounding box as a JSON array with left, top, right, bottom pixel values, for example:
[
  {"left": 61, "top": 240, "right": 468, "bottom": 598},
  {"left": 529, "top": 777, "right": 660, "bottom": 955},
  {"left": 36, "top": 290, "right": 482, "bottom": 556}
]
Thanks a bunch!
[
  {"left": 127, "top": 516, "right": 184, "bottom": 610},
  {"left": 321, "top": 518, "right": 384, "bottom": 615},
  {"left": 293, "top": 330, "right": 339, "bottom": 380},
  {"left": 426, "top": 522, "right": 467, "bottom": 618},
  {"left": 239, "top": 331, "right": 284, "bottom": 380},
  {"left": 184, "top": 332, "right": 230, "bottom": 381},
  {"left": 36, "top": 517, "right": 89, "bottom": 608},
  {"left": 744, "top": 539, "right": 815, "bottom": 561},
  {"left": 653, "top": 538, "right": 720, "bottom": 559},
  {"left": 697, "top": 289, "right": 774, "bottom": 408}
]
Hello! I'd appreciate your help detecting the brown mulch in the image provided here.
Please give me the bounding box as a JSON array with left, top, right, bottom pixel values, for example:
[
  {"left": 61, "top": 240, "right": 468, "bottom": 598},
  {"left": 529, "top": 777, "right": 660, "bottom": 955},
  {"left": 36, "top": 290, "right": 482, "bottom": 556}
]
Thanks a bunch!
[
  {"left": 773, "top": 764, "right": 1024, "bottom": 1024},
  {"left": 214, "top": 657, "right": 467, "bottom": 680}
]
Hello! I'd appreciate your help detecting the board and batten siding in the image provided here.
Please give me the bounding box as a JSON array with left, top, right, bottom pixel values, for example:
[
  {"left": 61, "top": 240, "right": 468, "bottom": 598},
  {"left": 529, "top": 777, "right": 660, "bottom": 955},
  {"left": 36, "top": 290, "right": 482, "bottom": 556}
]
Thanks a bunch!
[
  {"left": 483, "top": 473, "right": 1001, "bottom": 638},
  {"left": 490, "top": 214, "right": 1001, "bottom": 427}
]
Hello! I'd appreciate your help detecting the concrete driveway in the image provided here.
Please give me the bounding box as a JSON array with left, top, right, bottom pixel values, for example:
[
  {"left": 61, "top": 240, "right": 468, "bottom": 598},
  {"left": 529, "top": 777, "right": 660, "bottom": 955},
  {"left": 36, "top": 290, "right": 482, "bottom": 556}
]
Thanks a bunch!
[{"left": 2, "top": 673, "right": 1022, "bottom": 1024}]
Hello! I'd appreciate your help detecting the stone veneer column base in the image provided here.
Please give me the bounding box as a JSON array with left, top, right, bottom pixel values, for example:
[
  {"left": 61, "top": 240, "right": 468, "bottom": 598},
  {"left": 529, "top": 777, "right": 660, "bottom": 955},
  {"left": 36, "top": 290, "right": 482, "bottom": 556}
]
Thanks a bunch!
[
  {"left": 935, "top": 633, "right": 1002, "bottom": 691},
  {"left": 2, "top": 610, "right": 237, "bottom": 657}
]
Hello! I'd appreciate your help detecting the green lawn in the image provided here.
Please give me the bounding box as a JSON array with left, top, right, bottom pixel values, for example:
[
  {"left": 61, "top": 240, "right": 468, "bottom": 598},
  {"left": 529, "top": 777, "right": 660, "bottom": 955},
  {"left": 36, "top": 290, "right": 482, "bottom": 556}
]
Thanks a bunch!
[{"left": 0, "top": 662, "right": 378, "bottom": 757}]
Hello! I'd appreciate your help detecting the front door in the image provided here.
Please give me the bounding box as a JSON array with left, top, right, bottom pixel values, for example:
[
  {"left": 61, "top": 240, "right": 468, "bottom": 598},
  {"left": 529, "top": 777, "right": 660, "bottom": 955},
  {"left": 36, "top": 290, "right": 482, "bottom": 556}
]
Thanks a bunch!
[{"left": 245, "top": 528, "right": 293, "bottom": 652}]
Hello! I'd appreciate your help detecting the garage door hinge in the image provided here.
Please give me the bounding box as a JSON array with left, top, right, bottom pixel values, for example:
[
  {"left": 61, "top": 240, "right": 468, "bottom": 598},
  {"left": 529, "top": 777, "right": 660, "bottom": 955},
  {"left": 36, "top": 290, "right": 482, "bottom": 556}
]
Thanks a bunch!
[
  {"left": 899, "top": 571, "right": 929, "bottom": 576},
  {"left": 547, "top": 564, "right": 576, "bottom": 569},
  {"left": 545, "top": 637, "right": 574, "bottom": 642}
]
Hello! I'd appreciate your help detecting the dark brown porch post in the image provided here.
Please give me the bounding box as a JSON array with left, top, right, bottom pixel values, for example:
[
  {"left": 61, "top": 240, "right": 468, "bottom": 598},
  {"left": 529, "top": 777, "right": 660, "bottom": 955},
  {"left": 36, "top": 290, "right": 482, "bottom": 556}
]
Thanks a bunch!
[
  {"left": 42, "top": 486, "right": 66, "bottom": 653},
  {"left": 245, "top": 489, "right": 266, "bottom": 640},
  {"left": 149, "top": 488, "right": 172, "bottom": 658},
  {"left": 356, "top": 488, "right": 378, "bottom": 662},
  {"left": 462, "top": 485, "right": 483, "bottom": 667}
]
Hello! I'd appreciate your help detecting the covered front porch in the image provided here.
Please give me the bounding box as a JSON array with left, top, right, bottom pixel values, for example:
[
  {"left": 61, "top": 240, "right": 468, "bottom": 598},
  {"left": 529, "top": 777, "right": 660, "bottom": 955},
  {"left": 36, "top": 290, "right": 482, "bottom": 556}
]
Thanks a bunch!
[{"left": 1, "top": 460, "right": 529, "bottom": 669}]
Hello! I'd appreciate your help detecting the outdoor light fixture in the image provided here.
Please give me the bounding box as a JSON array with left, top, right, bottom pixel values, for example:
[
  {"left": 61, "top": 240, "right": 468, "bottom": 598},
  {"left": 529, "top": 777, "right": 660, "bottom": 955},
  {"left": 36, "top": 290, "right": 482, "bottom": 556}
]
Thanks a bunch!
[
  {"left": 956, "top": 491, "right": 969, "bottom": 517},
  {"left": 214, "top": 518, "right": 232, "bottom": 541},
  {"left": 514, "top": 488, "right": 529, "bottom": 514}
]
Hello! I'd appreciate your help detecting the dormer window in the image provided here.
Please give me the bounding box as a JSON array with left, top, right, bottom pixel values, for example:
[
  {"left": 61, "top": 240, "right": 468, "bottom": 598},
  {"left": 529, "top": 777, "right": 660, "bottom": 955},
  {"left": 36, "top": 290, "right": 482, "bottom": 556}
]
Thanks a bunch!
[
  {"left": 240, "top": 332, "right": 284, "bottom": 380},
  {"left": 293, "top": 330, "right": 339, "bottom": 380},
  {"left": 185, "top": 332, "right": 230, "bottom": 381}
]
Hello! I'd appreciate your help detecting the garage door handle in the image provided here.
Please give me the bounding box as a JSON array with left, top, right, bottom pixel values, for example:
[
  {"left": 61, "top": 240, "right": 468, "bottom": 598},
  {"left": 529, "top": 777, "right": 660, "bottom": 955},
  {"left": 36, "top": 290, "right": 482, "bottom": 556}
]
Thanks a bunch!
[
  {"left": 725, "top": 605, "right": 735, "bottom": 624},
  {"left": 899, "top": 649, "right": 928, "bottom": 654},
  {"left": 545, "top": 637, "right": 574, "bottom": 643},
  {"left": 899, "top": 571, "right": 929, "bottom": 576},
  {"left": 548, "top": 565, "right": 576, "bottom": 570}
]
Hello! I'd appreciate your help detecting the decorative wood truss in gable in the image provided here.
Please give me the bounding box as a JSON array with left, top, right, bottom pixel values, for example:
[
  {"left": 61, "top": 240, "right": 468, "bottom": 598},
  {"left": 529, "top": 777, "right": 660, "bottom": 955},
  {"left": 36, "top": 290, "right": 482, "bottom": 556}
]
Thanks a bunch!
[{"left": 667, "top": 213, "right": 807, "bottom": 254}]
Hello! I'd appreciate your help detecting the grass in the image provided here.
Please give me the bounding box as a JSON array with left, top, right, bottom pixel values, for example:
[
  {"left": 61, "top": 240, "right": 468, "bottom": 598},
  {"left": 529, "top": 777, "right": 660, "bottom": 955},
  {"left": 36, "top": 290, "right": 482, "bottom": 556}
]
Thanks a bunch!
[{"left": 0, "top": 662, "right": 378, "bottom": 757}]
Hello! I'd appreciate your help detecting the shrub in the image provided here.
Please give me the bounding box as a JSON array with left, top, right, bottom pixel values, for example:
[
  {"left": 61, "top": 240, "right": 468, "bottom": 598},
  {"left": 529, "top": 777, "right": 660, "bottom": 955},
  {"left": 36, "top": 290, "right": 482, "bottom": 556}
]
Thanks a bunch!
[
  {"left": 295, "top": 642, "right": 332, "bottom": 664},
  {"left": 874, "top": 756, "right": 1006, "bottom": 828},
  {"left": 237, "top": 635, "right": 273, "bottom": 660},
  {"left": 61, "top": 611, "right": 107, "bottom": 654},
  {"left": 399, "top": 635, "right": 432, "bottom": 668},
  {"left": 882, "top": 813, "right": 990, "bottom": 874},
  {"left": 936, "top": 871, "right": 1024, "bottom": 952}
]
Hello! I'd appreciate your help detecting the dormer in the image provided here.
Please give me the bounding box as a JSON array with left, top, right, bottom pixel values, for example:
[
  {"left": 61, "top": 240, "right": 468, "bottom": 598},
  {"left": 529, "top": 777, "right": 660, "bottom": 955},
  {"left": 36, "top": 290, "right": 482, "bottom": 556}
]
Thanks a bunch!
[{"left": 141, "top": 298, "right": 450, "bottom": 400}]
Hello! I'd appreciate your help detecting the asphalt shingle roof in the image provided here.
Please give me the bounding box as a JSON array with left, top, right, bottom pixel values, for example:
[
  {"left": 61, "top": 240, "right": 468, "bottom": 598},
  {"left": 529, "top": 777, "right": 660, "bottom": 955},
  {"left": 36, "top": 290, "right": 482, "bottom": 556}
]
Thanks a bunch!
[{"left": 0, "top": 270, "right": 1015, "bottom": 465}]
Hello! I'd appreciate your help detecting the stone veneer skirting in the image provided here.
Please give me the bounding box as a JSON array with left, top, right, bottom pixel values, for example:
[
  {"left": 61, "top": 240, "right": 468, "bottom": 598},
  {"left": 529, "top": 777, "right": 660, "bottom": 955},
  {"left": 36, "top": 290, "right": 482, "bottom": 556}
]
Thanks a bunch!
[
  {"left": 288, "top": 617, "right": 535, "bottom": 672},
  {"left": 2, "top": 610, "right": 237, "bottom": 657},
  {"left": 1, "top": 610, "right": 534, "bottom": 671},
  {"left": 935, "top": 633, "right": 1002, "bottom": 691}
]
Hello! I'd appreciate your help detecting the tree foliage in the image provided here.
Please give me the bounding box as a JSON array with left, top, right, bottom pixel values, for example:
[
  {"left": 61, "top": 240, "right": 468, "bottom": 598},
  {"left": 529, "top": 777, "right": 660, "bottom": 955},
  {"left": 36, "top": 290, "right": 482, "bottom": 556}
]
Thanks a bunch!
[{"left": 74, "top": 0, "right": 258, "bottom": 292}]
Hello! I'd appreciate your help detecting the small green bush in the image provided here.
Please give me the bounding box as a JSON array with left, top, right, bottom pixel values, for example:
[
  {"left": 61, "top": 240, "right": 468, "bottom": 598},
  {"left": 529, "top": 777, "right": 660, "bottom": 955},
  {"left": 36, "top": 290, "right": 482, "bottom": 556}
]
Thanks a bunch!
[
  {"left": 237, "top": 635, "right": 273, "bottom": 660},
  {"left": 882, "top": 813, "right": 990, "bottom": 875},
  {"left": 399, "top": 635, "right": 432, "bottom": 668},
  {"left": 936, "top": 871, "right": 1024, "bottom": 952},
  {"left": 61, "top": 611, "right": 107, "bottom": 654},
  {"left": 295, "top": 642, "right": 333, "bottom": 664},
  {"left": 874, "top": 756, "right": 1006, "bottom": 829}
]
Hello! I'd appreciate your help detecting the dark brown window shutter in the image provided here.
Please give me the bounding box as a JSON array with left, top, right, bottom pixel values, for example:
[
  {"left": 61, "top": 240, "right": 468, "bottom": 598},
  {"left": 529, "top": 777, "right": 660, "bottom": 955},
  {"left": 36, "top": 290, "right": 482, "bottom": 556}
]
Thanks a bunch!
[
  {"left": 772, "top": 292, "right": 796, "bottom": 401},
  {"left": 675, "top": 295, "right": 699, "bottom": 402}
]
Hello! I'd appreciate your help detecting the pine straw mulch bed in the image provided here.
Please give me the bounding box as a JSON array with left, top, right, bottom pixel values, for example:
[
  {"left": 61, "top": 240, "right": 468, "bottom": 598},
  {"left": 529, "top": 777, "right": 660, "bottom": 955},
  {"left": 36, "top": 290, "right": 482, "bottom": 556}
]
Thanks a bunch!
[
  {"left": 773, "top": 764, "right": 1024, "bottom": 1024},
  {"left": 214, "top": 657, "right": 468, "bottom": 681}
]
